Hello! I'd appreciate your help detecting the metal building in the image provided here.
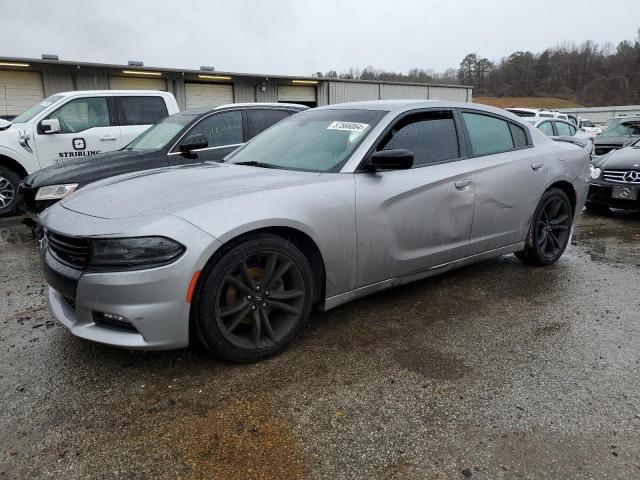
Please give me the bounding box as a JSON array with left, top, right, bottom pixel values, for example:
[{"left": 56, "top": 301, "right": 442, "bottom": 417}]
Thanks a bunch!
[
  {"left": 0, "top": 56, "right": 472, "bottom": 119},
  {"left": 557, "top": 105, "right": 640, "bottom": 124}
]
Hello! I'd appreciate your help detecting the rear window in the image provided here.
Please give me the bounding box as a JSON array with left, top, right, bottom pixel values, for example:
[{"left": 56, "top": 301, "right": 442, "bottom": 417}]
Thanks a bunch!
[
  {"left": 118, "top": 96, "right": 168, "bottom": 125},
  {"left": 462, "top": 112, "right": 514, "bottom": 156},
  {"left": 508, "top": 109, "right": 535, "bottom": 118},
  {"left": 510, "top": 123, "right": 528, "bottom": 148}
]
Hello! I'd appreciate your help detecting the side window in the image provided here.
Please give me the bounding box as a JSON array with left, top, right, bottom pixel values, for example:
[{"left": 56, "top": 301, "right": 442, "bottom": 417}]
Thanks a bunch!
[
  {"left": 246, "top": 109, "right": 291, "bottom": 140},
  {"left": 462, "top": 112, "right": 513, "bottom": 155},
  {"left": 569, "top": 125, "right": 577, "bottom": 135},
  {"left": 185, "top": 111, "right": 243, "bottom": 148},
  {"left": 47, "top": 97, "right": 110, "bottom": 133},
  {"left": 379, "top": 111, "right": 459, "bottom": 168},
  {"left": 538, "top": 121, "right": 554, "bottom": 137},
  {"left": 509, "top": 123, "right": 528, "bottom": 148},
  {"left": 556, "top": 121, "right": 572, "bottom": 136},
  {"left": 119, "top": 97, "right": 168, "bottom": 125}
]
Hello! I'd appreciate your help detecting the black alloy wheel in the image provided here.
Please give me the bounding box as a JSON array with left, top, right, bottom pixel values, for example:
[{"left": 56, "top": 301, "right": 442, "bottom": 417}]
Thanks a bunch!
[
  {"left": 516, "top": 188, "right": 573, "bottom": 266},
  {"left": 195, "top": 234, "right": 313, "bottom": 362}
]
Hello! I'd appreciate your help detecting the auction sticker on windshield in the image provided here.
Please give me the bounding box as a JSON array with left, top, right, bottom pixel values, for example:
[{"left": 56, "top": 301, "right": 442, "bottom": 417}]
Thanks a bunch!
[{"left": 327, "top": 121, "right": 369, "bottom": 133}]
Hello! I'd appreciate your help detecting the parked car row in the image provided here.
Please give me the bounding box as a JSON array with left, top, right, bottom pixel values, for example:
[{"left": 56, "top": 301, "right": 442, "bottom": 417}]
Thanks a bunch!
[{"left": 6, "top": 92, "right": 635, "bottom": 362}]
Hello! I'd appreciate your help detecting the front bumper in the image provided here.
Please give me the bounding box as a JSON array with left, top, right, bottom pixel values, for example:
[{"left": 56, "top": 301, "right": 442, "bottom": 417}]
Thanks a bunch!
[
  {"left": 587, "top": 182, "right": 640, "bottom": 210},
  {"left": 40, "top": 210, "right": 222, "bottom": 350}
]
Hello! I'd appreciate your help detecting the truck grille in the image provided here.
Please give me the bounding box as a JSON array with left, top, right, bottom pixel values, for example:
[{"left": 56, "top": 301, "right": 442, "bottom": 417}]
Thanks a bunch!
[
  {"left": 46, "top": 231, "right": 90, "bottom": 269},
  {"left": 602, "top": 170, "right": 640, "bottom": 184}
]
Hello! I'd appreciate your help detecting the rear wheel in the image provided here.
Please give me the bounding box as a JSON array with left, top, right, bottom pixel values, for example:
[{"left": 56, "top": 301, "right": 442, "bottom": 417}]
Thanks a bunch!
[
  {"left": 195, "top": 234, "right": 314, "bottom": 362},
  {"left": 0, "top": 166, "right": 20, "bottom": 217},
  {"left": 516, "top": 188, "right": 573, "bottom": 266}
]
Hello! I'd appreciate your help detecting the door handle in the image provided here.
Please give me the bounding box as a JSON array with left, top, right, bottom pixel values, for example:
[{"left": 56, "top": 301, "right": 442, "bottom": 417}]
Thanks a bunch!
[
  {"left": 99, "top": 135, "right": 117, "bottom": 141},
  {"left": 531, "top": 162, "right": 544, "bottom": 171},
  {"left": 455, "top": 179, "right": 472, "bottom": 190}
]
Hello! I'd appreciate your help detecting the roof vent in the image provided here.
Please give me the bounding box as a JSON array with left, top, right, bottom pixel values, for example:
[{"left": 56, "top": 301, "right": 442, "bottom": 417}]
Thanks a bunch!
[
  {"left": 200, "top": 66, "right": 216, "bottom": 72},
  {"left": 128, "top": 60, "right": 144, "bottom": 67},
  {"left": 42, "top": 54, "right": 59, "bottom": 60}
]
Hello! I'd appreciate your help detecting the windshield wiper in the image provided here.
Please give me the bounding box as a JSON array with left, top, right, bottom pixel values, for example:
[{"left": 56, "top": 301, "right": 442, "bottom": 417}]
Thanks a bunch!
[{"left": 233, "top": 160, "right": 285, "bottom": 169}]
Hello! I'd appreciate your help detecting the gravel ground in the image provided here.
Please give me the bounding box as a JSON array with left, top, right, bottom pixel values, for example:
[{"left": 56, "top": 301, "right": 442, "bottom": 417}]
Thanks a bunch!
[{"left": 0, "top": 210, "right": 639, "bottom": 479}]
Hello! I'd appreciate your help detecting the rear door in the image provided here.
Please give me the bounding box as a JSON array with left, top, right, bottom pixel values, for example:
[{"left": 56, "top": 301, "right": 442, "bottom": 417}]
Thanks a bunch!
[
  {"left": 116, "top": 96, "right": 169, "bottom": 146},
  {"left": 461, "top": 111, "right": 548, "bottom": 255},
  {"left": 168, "top": 110, "right": 244, "bottom": 165},
  {"left": 33, "top": 96, "right": 119, "bottom": 167},
  {"left": 355, "top": 109, "right": 476, "bottom": 286}
]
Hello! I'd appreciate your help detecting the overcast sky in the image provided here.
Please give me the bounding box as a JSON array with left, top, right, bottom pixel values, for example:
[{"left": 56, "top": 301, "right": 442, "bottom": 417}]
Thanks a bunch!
[{"left": 1, "top": 0, "right": 639, "bottom": 76}]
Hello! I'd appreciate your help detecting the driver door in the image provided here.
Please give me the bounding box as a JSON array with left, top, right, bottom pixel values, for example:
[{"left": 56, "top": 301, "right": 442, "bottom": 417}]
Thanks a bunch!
[
  {"left": 34, "top": 96, "right": 120, "bottom": 168},
  {"left": 355, "top": 110, "right": 476, "bottom": 287}
]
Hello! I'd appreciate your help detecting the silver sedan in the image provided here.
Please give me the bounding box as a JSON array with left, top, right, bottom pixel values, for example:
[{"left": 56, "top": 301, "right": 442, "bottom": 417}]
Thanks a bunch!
[{"left": 39, "top": 100, "right": 590, "bottom": 362}]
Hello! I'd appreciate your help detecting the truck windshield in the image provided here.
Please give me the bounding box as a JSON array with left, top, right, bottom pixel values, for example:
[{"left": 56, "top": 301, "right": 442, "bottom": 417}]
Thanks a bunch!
[
  {"left": 12, "top": 95, "right": 64, "bottom": 123},
  {"left": 226, "top": 109, "right": 387, "bottom": 172},
  {"left": 125, "top": 113, "right": 195, "bottom": 151}
]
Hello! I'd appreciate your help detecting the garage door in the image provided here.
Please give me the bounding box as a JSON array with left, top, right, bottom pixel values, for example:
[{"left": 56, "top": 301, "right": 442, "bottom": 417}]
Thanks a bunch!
[
  {"left": 0, "top": 70, "right": 44, "bottom": 117},
  {"left": 185, "top": 82, "right": 234, "bottom": 109},
  {"left": 109, "top": 76, "right": 167, "bottom": 91},
  {"left": 277, "top": 85, "right": 317, "bottom": 104}
]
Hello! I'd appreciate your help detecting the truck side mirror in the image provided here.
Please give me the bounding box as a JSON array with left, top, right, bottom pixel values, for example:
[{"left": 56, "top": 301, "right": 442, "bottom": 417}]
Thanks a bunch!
[{"left": 39, "top": 119, "right": 61, "bottom": 134}]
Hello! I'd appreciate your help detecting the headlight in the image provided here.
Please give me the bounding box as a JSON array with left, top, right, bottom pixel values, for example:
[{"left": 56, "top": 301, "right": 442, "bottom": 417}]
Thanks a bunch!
[
  {"left": 590, "top": 164, "right": 601, "bottom": 179},
  {"left": 90, "top": 236, "right": 185, "bottom": 268},
  {"left": 35, "top": 183, "right": 78, "bottom": 201}
]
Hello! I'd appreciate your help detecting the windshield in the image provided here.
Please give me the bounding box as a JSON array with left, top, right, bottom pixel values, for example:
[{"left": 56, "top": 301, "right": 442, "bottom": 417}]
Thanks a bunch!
[
  {"left": 600, "top": 121, "right": 640, "bottom": 138},
  {"left": 226, "top": 109, "right": 387, "bottom": 172},
  {"left": 125, "top": 113, "right": 195, "bottom": 151},
  {"left": 12, "top": 95, "right": 64, "bottom": 123}
]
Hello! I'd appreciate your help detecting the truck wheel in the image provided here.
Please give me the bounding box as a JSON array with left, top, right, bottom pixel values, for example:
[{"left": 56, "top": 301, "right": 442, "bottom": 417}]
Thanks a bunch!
[
  {"left": 0, "top": 166, "right": 20, "bottom": 217},
  {"left": 515, "top": 188, "right": 573, "bottom": 267}
]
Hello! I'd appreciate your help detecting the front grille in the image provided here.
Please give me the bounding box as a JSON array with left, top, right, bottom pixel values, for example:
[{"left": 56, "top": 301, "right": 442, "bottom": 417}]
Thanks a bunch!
[
  {"left": 603, "top": 170, "right": 640, "bottom": 184},
  {"left": 595, "top": 145, "right": 620, "bottom": 156},
  {"left": 46, "top": 231, "right": 90, "bottom": 269}
]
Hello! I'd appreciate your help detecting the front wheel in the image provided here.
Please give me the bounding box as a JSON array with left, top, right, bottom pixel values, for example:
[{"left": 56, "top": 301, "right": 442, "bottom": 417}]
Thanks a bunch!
[
  {"left": 516, "top": 188, "right": 573, "bottom": 266},
  {"left": 194, "top": 234, "right": 314, "bottom": 362}
]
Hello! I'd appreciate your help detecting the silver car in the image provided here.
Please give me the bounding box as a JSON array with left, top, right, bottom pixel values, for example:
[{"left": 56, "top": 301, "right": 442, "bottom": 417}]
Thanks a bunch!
[{"left": 39, "top": 100, "right": 590, "bottom": 362}]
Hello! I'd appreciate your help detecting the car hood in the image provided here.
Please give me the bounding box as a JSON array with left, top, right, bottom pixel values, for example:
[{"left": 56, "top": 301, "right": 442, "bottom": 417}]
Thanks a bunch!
[
  {"left": 23, "top": 149, "right": 156, "bottom": 188},
  {"left": 592, "top": 146, "right": 640, "bottom": 169},
  {"left": 60, "top": 163, "right": 322, "bottom": 219},
  {"left": 594, "top": 136, "right": 635, "bottom": 146}
]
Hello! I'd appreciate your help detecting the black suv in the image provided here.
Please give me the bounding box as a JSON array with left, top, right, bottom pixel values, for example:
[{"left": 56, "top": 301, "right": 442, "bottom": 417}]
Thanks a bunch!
[{"left": 19, "top": 103, "right": 307, "bottom": 214}]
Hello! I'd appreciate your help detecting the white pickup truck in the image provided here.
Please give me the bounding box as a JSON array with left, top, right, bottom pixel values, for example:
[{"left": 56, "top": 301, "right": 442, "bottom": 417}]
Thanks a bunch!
[{"left": 0, "top": 90, "right": 179, "bottom": 215}]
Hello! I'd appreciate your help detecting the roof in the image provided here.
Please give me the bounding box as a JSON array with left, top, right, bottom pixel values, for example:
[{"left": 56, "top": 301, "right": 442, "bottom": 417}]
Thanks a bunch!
[
  {"left": 179, "top": 103, "right": 309, "bottom": 116},
  {"left": 0, "top": 55, "right": 473, "bottom": 90},
  {"left": 52, "top": 90, "right": 174, "bottom": 97}
]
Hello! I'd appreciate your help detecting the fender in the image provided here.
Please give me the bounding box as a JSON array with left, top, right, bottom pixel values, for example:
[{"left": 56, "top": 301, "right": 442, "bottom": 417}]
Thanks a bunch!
[{"left": 0, "top": 140, "right": 39, "bottom": 175}]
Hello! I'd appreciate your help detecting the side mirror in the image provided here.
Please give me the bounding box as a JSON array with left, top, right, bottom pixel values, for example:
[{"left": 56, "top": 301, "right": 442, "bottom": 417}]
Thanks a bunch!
[
  {"left": 40, "top": 119, "right": 61, "bottom": 134},
  {"left": 367, "top": 149, "right": 414, "bottom": 171},
  {"left": 179, "top": 134, "right": 208, "bottom": 152}
]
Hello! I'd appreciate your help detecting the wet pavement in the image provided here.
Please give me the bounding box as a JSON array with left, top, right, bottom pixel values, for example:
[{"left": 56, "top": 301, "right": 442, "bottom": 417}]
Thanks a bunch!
[{"left": 0, "top": 210, "right": 639, "bottom": 479}]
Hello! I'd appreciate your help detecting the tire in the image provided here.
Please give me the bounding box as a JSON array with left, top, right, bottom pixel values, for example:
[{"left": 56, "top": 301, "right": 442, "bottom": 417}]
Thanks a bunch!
[
  {"left": 194, "top": 233, "right": 314, "bottom": 363},
  {"left": 0, "top": 166, "right": 21, "bottom": 217},
  {"left": 515, "top": 188, "right": 573, "bottom": 267}
]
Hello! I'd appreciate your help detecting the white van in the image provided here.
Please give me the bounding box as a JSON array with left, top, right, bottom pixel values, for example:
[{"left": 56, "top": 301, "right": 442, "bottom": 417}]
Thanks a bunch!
[
  {"left": 0, "top": 90, "right": 179, "bottom": 215},
  {"left": 506, "top": 107, "right": 568, "bottom": 121}
]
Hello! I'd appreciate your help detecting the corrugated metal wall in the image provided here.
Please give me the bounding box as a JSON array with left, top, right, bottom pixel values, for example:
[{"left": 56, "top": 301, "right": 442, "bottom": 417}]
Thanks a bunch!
[{"left": 326, "top": 81, "right": 471, "bottom": 104}]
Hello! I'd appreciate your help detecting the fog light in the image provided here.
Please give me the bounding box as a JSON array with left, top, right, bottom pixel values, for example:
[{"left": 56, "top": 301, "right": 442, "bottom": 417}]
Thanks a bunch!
[{"left": 93, "top": 311, "right": 136, "bottom": 331}]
